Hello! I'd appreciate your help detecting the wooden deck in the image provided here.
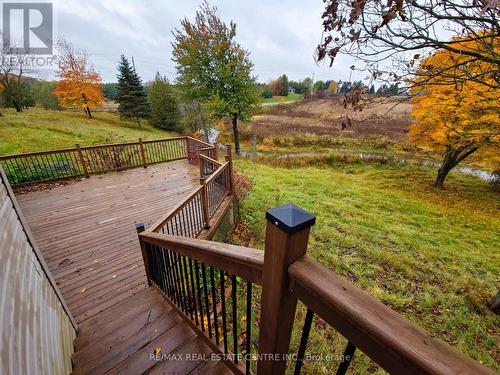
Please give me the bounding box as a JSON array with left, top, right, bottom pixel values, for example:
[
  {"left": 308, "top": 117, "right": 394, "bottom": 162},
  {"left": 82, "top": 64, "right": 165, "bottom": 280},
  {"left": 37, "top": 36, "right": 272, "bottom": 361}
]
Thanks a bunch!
[
  {"left": 17, "top": 160, "right": 199, "bottom": 324},
  {"left": 72, "top": 287, "right": 232, "bottom": 375},
  {"left": 16, "top": 159, "right": 235, "bottom": 374}
]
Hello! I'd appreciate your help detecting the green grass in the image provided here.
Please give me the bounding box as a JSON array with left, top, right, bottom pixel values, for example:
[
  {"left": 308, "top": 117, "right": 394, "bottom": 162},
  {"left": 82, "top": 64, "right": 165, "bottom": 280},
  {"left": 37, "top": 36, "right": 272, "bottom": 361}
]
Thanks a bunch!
[
  {"left": 235, "top": 158, "right": 499, "bottom": 373},
  {"left": 261, "top": 93, "right": 303, "bottom": 104},
  {"left": 0, "top": 108, "right": 177, "bottom": 155}
]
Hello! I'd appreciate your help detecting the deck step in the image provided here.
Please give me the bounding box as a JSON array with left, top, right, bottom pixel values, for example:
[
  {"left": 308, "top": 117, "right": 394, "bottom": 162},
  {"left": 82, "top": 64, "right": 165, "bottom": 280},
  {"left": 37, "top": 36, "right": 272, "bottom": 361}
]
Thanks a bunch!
[{"left": 71, "top": 286, "right": 234, "bottom": 375}]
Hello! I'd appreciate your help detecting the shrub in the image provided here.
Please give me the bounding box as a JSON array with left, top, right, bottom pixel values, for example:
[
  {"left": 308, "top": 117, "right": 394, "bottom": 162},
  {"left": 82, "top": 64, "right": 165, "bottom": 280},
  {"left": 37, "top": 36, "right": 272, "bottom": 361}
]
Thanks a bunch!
[
  {"left": 148, "top": 73, "right": 181, "bottom": 131},
  {"left": 261, "top": 88, "right": 273, "bottom": 99}
]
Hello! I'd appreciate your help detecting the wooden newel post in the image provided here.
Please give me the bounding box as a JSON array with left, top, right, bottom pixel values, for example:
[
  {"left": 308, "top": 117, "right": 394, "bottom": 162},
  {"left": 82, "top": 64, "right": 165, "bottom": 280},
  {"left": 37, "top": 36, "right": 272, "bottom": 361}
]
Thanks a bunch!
[
  {"left": 257, "top": 203, "right": 316, "bottom": 375},
  {"left": 139, "top": 138, "right": 147, "bottom": 168},
  {"left": 200, "top": 177, "right": 210, "bottom": 229},
  {"left": 213, "top": 142, "right": 218, "bottom": 161},
  {"left": 76, "top": 144, "right": 90, "bottom": 178},
  {"left": 225, "top": 144, "right": 234, "bottom": 194},
  {"left": 198, "top": 154, "right": 204, "bottom": 178},
  {"left": 136, "top": 223, "right": 152, "bottom": 286}
]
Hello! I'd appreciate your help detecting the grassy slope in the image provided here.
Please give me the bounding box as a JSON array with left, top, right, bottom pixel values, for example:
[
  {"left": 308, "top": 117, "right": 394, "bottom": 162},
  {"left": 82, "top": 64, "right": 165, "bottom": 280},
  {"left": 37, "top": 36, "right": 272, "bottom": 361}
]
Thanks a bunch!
[
  {"left": 235, "top": 159, "right": 499, "bottom": 373},
  {"left": 261, "top": 93, "right": 303, "bottom": 104},
  {"left": 0, "top": 108, "right": 176, "bottom": 155}
]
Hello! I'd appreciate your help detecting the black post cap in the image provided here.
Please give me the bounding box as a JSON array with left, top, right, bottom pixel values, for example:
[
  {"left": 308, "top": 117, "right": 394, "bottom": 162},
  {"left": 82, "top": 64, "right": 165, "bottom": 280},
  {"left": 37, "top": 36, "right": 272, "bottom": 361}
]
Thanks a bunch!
[
  {"left": 135, "top": 222, "right": 145, "bottom": 232},
  {"left": 266, "top": 203, "right": 316, "bottom": 234}
]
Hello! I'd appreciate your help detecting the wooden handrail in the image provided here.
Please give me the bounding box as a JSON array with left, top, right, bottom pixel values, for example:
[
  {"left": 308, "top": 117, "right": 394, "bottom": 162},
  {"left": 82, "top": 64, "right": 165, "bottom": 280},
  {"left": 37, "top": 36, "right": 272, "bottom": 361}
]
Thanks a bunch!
[
  {"left": 139, "top": 232, "right": 264, "bottom": 284},
  {"left": 205, "top": 162, "right": 229, "bottom": 185},
  {"left": 0, "top": 137, "right": 188, "bottom": 160},
  {"left": 0, "top": 147, "right": 78, "bottom": 159},
  {"left": 186, "top": 136, "right": 213, "bottom": 148},
  {"left": 138, "top": 200, "right": 494, "bottom": 375},
  {"left": 288, "top": 256, "right": 495, "bottom": 375},
  {"left": 199, "top": 153, "right": 222, "bottom": 166},
  {"left": 142, "top": 136, "right": 187, "bottom": 144}
]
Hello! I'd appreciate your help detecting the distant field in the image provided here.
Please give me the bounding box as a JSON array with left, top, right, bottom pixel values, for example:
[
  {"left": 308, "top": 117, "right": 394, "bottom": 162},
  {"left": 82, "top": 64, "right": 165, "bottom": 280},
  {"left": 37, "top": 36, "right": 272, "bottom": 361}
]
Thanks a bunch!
[
  {"left": 261, "top": 93, "right": 303, "bottom": 104},
  {"left": 217, "top": 98, "right": 413, "bottom": 150},
  {"left": 235, "top": 158, "right": 500, "bottom": 373},
  {"left": 0, "top": 108, "right": 176, "bottom": 155},
  {"left": 256, "top": 98, "right": 412, "bottom": 140}
]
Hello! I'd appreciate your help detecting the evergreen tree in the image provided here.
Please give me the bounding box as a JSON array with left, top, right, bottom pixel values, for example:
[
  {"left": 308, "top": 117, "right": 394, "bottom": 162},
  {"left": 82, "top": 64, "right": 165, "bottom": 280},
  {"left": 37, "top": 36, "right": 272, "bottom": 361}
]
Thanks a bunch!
[
  {"left": 281, "top": 74, "right": 289, "bottom": 96},
  {"left": 148, "top": 73, "right": 181, "bottom": 131},
  {"left": 116, "top": 55, "right": 149, "bottom": 127},
  {"left": 102, "top": 83, "right": 118, "bottom": 100}
]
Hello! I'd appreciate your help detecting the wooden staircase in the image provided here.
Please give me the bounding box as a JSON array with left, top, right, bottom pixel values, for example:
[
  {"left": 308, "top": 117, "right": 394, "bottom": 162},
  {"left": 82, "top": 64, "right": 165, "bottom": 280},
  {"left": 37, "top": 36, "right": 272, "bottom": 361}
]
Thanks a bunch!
[{"left": 71, "top": 287, "right": 232, "bottom": 375}]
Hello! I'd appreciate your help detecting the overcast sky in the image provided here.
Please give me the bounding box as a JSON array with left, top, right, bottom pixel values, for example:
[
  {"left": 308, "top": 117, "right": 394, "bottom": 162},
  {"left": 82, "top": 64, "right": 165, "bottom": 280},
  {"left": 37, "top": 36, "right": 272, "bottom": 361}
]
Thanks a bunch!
[{"left": 47, "top": 0, "right": 362, "bottom": 84}]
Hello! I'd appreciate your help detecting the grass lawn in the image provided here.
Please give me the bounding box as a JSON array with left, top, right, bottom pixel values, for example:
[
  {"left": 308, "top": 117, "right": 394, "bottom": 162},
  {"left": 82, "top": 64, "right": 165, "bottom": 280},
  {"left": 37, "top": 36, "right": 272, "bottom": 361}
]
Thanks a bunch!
[
  {"left": 235, "top": 158, "right": 499, "bottom": 373},
  {"left": 261, "top": 93, "right": 303, "bottom": 104},
  {"left": 0, "top": 108, "right": 177, "bottom": 155}
]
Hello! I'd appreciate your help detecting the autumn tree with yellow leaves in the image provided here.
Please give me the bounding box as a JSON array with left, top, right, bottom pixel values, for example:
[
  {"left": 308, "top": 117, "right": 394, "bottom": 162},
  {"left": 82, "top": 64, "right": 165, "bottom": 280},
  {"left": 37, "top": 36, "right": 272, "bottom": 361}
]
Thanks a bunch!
[
  {"left": 410, "top": 37, "right": 499, "bottom": 187},
  {"left": 54, "top": 40, "right": 105, "bottom": 118}
]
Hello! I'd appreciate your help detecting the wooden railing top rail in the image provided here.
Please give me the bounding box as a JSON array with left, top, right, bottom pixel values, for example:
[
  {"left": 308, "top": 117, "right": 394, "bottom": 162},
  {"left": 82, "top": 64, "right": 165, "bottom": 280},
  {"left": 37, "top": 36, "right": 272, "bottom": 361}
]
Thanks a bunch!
[
  {"left": 199, "top": 153, "right": 222, "bottom": 166},
  {"left": 205, "top": 161, "right": 229, "bottom": 185},
  {"left": 186, "top": 136, "right": 213, "bottom": 148},
  {"left": 0, "top": 137, "right": 188, "bottom": 159},
  {"left": 289, "top": 255, "right": 495, "bottom": 375},
  {"left": 140, "top": 232, "right": 264, "bottom": 284},
  {"left": 142, "top": 136, "right": 187, "bottom": 144},
  {"left": 0, "top": 147, "right": 79, "bottom": 159},
  {"left": 148, "top": 185, "right": 204, "bottom": 233}
]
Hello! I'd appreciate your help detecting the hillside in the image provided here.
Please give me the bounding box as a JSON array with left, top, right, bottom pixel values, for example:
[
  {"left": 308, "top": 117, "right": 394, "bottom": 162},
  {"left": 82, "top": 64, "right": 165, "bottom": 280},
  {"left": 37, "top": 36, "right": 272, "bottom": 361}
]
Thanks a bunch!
[
  {"left": 235, "top": 158, "right": 500, "bottom": 373},
  {"left": 0, "top": 109, "right": 176, "bottom": 155}
]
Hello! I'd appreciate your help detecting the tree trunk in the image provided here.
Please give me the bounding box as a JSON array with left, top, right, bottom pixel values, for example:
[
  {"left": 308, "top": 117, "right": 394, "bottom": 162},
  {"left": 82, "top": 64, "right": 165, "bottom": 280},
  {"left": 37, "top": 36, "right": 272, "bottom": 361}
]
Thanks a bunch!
[
  {"left": 136, "top": 117, "right": 142, "bottom": 128},
  {"left": 13, "top": 100, "right": 22, "bottom": 112},
  {"left": 434, "top": 146, "right": 479, "bottom": 187},
  {"left": 434, "top": 160, "right": 453, "bottom": 187},
  {"left": 85, "top": 106, "right": 93, "bottom": 119},
  {"left": 232, "top": 113, "right": 240, "bottom": 155},
  {"left": 491, "top": 291, "right": 500, "bottom": 315}
]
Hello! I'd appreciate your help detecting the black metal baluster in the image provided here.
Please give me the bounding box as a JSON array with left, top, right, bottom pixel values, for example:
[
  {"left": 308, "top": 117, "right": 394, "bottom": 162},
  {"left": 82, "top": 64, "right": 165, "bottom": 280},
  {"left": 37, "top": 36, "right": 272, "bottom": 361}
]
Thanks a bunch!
[
  {"left": 145, "top": 243, "right": 156, "bottom": 284},
  {"left": 245, "top": 281, "right": 252, "bottom": 375},
  {"left": 166, "top": 250, "right": 179, "bottom": 306},
  {"left": 188, "top": 258, "right": 199, "bottom": 325},
  {"left": 210, "top": 267, "right": 219, "bottom": 345},
  {"left": 182, "top": 256, "right": 194, "bottom": 320},
  {"left": 294, "top": 308, "right": 314, "bottom": 375},
  {"left": 166, "top": 250, "right": 179, "bottom": 305},
  {"left": 157, "top": 248, "right": 168, "bottom": 295},
  {"left": 150, "top": 244, "right": 160, "bottom": 285},
  {"left": 162, "top": 248, "right": 174, "bottom": 300},
  {"left": 220, "top": 270, "right": 228, "bottom": 355},
  {"left": 336, "top": 341, "right": 356, "bottom": 375},
  {"left": 232, "top": 274, "right": 238, "bottom": 364},
  {"left": 202, "top": 264, "right": 213, "bottom": 338},
  {"left": 178, "top": 254, "right": 189, "bottom": 314},
  {"left": 173, "top": 252, "right": 187, "bottom": 312},
  {"left": 194, "top": 261, "right": 204, "bottom": 332}
]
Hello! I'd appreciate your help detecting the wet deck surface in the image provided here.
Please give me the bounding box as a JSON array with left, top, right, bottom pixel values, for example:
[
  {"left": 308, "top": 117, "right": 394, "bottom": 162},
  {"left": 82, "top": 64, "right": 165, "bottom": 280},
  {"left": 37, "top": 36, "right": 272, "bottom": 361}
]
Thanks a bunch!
[
  {"left": 72, "top": 287, "right": 232, "bottom": 375},
  {"left": 17, "top": 160, "right": 199, "bottom": 324}
]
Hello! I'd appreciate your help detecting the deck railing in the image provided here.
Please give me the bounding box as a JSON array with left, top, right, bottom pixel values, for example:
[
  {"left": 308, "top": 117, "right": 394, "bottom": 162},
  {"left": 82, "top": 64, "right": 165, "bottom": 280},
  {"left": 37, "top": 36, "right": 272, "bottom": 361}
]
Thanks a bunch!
[
  {"left": 137, "top": 203, "right": 495, "bottom": 375},
  {"left": 137, "top": 232, "right": 259, "bottom": 375},
  {"left": 149, "top": 143, "right": 233, "bottom": 236},
  {"left": 0, "top": 137, "right": 189, "bottom": 185},
  {"left": 186, "top": 136, "right": 217, "bottom": 164}
]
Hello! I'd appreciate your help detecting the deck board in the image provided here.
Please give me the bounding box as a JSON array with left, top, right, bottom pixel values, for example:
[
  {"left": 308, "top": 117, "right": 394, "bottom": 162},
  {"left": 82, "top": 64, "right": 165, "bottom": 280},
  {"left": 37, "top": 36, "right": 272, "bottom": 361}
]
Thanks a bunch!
[
  {"left": 72, "top": 287, "right": 231, "bottom": 374},
  {"left": 17, "top": 160, "right": 199, "bottom": 324}
]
